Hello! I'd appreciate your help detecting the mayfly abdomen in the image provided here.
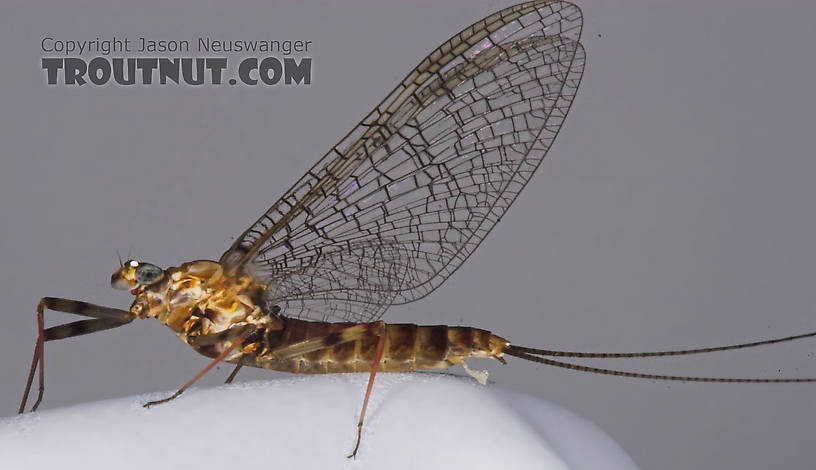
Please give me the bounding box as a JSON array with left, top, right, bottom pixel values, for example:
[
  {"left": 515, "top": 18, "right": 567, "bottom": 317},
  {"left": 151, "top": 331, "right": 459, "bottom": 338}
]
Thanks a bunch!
[
  {"left": 249, "top": 319, "right": 508, "bottom": 374},
  {"left": 408, "top": 324, "right": 509, "bottom": 370}
]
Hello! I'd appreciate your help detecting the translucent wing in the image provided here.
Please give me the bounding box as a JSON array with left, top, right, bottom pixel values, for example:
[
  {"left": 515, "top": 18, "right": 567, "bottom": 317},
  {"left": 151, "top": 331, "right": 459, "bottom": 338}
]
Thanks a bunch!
[{"left": 220, "top": 1, "right": 586, "bottom": 322}]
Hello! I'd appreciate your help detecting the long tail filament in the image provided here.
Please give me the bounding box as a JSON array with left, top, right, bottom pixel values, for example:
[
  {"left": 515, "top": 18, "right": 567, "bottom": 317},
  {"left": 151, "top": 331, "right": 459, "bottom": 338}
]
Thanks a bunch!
[{"left": 503, "top": 330, "right": 816, "bottom": 383}]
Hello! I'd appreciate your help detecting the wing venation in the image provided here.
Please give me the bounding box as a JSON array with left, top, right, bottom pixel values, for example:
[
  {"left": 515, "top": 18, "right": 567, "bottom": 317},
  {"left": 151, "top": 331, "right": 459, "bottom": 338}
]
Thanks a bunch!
[{"left": 220, "top": 2, "right": 585, "bottom": 322}]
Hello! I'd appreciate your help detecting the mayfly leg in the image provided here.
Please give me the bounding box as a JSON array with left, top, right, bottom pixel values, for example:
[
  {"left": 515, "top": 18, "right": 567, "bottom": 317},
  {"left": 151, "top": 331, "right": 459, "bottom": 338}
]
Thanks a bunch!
[
  {"left": 348, "top": 321, "right": 386, "bottom": 460},
  {"left": 145, "top": 322, "right": 381, "bottom": 410},
  {"left": 170, "top": 320, "right": 386, "bottom": 458},
  {"left": 143, "top": 325, "right": 255, "bottom": 408},
  {"left": 19, "top": 297, "right": 134, "bottom": 414},
  {"left": 224, "top": 363, "right": 242, "bottom": 384},
  {"left": 262, "top": 320, "right": 387, "bottom": 458},
  {"left": 254, "top": 321, "right": 387, "bottom": 459}
]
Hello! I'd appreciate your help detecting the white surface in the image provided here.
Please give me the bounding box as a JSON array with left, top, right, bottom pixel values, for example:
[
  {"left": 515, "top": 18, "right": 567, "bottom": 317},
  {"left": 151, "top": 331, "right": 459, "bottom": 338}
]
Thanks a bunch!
[{"left": 1, "top": 374, "right": 637, "bottom": 470}]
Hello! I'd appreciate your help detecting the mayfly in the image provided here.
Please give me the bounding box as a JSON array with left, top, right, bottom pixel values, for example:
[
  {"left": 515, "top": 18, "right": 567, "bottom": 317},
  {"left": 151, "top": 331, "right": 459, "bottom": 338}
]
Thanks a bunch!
[{"left": 19, "top": 1, "right": 816, "bottom": 458}]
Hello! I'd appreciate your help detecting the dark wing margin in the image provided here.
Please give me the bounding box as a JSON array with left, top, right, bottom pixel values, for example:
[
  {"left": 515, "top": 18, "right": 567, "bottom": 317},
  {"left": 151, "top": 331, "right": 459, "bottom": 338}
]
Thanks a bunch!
[{"left": 220, "top": 1, "right": 585, "bottom": 322}]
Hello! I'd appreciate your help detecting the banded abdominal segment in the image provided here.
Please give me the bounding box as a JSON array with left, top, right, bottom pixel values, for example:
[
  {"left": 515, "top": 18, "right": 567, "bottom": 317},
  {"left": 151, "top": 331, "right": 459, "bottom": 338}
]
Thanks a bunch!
[{"left": 237, "top": 319, "right": 510, "bottom": 374}]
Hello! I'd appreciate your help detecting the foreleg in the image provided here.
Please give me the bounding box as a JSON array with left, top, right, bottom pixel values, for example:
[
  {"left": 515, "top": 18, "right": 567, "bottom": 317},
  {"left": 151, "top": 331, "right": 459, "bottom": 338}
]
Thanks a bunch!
[{"left": 19, "top": 297, "right": 134, "bottom": 413}]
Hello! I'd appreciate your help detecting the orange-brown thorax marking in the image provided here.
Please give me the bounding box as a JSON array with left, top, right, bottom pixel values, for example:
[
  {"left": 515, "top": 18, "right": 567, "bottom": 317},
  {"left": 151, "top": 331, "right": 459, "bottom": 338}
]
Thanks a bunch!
[{"left": 128, "top": 260, "right": 275, "bottom": 353}]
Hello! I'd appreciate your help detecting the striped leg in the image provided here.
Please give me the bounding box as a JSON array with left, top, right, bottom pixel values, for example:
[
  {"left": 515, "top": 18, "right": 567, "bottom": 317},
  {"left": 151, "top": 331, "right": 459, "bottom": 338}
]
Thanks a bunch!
[{"left": 19, "top": 297, "right": 134, "bottom": 414}]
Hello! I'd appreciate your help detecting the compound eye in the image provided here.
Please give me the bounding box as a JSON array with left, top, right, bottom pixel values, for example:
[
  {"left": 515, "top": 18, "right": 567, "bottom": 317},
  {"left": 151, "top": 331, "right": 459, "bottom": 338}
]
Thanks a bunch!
[{"left": 135, "top": 263, "right": 164, "bottom": 285}]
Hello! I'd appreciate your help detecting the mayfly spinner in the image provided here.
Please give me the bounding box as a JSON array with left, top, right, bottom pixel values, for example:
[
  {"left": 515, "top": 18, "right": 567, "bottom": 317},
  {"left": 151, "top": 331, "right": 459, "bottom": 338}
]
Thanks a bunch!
[{"left": 19, "top": 1, "right": 816, "bottom": 458}]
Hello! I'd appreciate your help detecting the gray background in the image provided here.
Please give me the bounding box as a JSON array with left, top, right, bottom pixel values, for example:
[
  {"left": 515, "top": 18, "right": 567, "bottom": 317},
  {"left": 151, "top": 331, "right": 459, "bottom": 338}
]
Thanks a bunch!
[{"left": 1, "top": 1, "right": 815, "bottom": 468}]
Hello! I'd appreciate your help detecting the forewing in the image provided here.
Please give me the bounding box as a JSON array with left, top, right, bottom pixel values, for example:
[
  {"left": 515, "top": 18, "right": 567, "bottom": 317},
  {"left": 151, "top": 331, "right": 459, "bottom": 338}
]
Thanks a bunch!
[{"left": 221, "top": 1, "right": 586, "bottom": 322}]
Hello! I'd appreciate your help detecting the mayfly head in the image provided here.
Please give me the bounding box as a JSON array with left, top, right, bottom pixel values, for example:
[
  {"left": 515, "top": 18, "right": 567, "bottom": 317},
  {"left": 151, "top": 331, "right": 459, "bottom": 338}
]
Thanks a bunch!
[{"left": 111, "top": 260, "right": 166, "bottom": 291}]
